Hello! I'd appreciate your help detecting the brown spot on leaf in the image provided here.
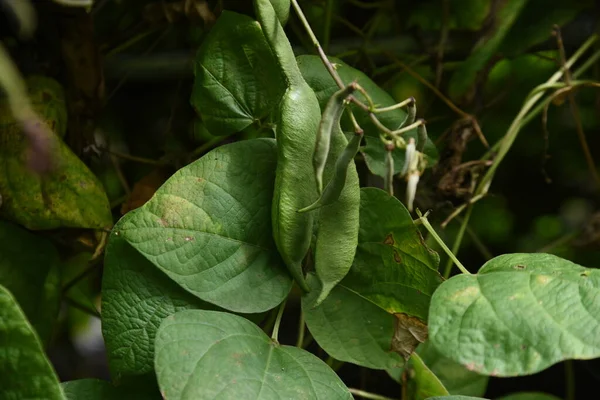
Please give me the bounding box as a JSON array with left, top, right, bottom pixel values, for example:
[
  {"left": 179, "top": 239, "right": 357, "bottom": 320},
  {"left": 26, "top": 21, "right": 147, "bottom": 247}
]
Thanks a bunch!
[
  {"left": 393, "top": 250, "right": 402, "bottom": 264},
  {"left": 391, "top": 313, "right": 428, "bottom": 360},
  {"left": 383, "top": 234, "right": 395, "bottom": 246}
]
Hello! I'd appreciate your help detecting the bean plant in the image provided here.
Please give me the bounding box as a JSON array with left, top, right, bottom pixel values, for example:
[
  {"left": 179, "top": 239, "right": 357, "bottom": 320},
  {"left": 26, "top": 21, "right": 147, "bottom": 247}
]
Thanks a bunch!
[{"left": 0, "top": 0, "right": 599, "bottom": 399}]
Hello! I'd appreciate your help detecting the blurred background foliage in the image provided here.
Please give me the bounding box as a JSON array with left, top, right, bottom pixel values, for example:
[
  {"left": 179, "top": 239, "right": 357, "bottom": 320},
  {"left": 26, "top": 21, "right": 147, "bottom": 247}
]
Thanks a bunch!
[{"left": 2, "top": 0, "right": 600, "bottom": 398}]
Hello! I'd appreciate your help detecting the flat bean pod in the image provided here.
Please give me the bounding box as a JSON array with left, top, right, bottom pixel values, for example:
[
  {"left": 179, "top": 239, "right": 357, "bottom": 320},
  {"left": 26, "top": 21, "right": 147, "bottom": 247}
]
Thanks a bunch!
[
  {"left": 298, "top": 131, "right": 362, "bottom": 213},
  {"left": 255, "top": 0, "right": 320, "bottom": 291},
  {"left": 313, "top": 83, "right": 356, "bottom": 194}
]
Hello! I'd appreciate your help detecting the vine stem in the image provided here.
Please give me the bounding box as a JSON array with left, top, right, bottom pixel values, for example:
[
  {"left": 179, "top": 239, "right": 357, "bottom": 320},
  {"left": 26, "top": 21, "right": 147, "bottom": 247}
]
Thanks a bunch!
[
  {"left": 443, "top": 204, "right": 473, "bottom": 278},
  {"left": 349, "top": 388, "right": 396, "bottom": 400},
  {"left": 296, "top": 311, "right": 305, "bottom": 348},
  {"left": 416, "top": 210, "right": 470, "bottom": 275},
  {"left": 554, "top": 26, "right": 600, "bottom": 190},
  {"left": 290, "top": 0, "right": 412, "bottom": 139},
  {"left": 565, "top": 360, "right": 576, "bottom": 400},
  {"left": 271, "top": 299, "right": 287, "bottom": 343},
  {"left": 444, "top": 36, "right": 600, "bottom": 227}
]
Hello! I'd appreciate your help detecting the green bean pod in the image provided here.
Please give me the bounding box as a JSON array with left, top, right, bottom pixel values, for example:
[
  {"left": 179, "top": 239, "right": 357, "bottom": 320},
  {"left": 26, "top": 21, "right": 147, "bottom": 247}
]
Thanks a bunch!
[
  {"left": 416, "top": 122, "right": 427, "bottom": 153},
  {"left": 313, "top": 83, "right": 357, "bottom": 194},
  {"left": 255, "top": 0, "right": 320, "bottom": 291},
  {"left": 384, "top": 144, "right": 394, "bottom": 196},
  {"left": 311, "top": 123, "right": 360, "bottom": 306},
  {"left": 298, "top": 131, "right": 362, "bottom": 213}
]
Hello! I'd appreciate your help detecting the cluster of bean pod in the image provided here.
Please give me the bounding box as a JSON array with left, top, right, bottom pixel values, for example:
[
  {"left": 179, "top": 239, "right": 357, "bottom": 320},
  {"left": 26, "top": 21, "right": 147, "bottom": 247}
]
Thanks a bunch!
[{"left": 255, "top": 0, "right": 426, "bottom": 303}]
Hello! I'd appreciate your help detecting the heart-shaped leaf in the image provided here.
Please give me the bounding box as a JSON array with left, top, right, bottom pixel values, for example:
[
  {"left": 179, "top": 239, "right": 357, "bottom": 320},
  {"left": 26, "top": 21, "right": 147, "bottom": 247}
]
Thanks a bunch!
[
  {"left": 297, "top": 55, "right": 438, "bottom": 177},
  {"left": 0, "top": 284, "right": 64, "bottom": 400},
  {"left": 0, "top": 220, "right": 61, "bottom": 344},
  {"left": 154, "top": 309, "right": 352, "bottom": 399},
  {"left": 0, "top": 77, "right": 112, "bottom": 230},
  {"left": 191, "top": 11, "right": 286, "bottom": 136},
  {"left": 102, "top": 209, "right": 219, "bottom": 380},
  {"left": 119, "top": 138, "right": 291, "bottom": 313},
  {"left": 429, "top": 253, "right": 600, "bottom": 376},
  {"left": 302, "top": 188, "right": 442, "bottom": 369}
]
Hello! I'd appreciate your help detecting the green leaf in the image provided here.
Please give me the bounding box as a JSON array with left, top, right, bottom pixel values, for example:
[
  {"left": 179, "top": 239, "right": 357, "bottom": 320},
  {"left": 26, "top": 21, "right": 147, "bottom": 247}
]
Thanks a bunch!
[
  {"left": 497, "top": 393, "right": 562, "bottom": 400},
  {"left": 269, "top": 0, "right": 291, "bottom": 25},
  {"left": 191, "top": 11, "right": 286, "bottom": 136},
  {"left": 154, "top": 309, "right": 352, "bottom": 399},
  {"left": 406, "top": 353, "right": 450, "bottom": 399},
  {"left": 101, "top": 209, "right": 220, "bottom": 380},
  {"left": 418, "top": 341, "right": 488, "bottom": 397},
  {"left": 302, "top": 188, "right": 442, "bottom": 369},
  {"left": 0, "top": 284, "right": 64, "bottom": 400},
  {"left": 26, "top": 76, "right": 68, "bottom": 138},
  {"left": 119, "top": 138, "right": 291, "bottom": 313},
  {"left": 447, "top": 0, "right": 529, "bottom": 100},
  {"left": 388, "top": 341, "right": 489, "bottom": 397},
  {"left": 429, "top": 253, "right": 600, "bottom": 376},
  {"left": 0, "top": 220, "right": 61, "bottom": 344},
  {"left": 500, "top": 0, "right": 593, "bottom": 56},
  {"left": 62, "top": 378, "right": 161, "bottom": 400},
  {"left": 297, "top": 55, "right": 438, "bottom": 177},
  {"left": 0, "top": 77, "right": 112, "bottom": 230},
  {"left": 62, "top": 379, "right": 118, "bottom": 400}
]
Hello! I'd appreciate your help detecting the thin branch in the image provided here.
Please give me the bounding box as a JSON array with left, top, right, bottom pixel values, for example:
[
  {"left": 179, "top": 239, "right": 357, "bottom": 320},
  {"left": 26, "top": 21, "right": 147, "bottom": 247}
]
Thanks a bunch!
[
  {"left": 554, "top": 26, "right": 600, "bottom": 190},
  {"left": 271, "top": 299, "right": 287, "bottom": 343},
  {"left": 349, "top": 388, "right": 396, "bottom": 400}
]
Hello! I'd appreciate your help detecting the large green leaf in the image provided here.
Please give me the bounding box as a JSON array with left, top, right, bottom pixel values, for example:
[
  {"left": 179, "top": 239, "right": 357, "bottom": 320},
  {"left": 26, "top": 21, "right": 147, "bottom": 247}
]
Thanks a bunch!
[
  {"left": 102, "top": 209, "right": 219, "bottom": 380},
  {"left": 154, "top": 309, "right": 352, "bottom": 399},
  {"left": 0, "top": 220, "right": 61, "bottom": 344},
  {"left": 429, "top": 253, "right": 600, "bottom": 376},
  {"left": 302, "top": 188, "right": 442, "bottom": 369},
  {"left": 119, "top": 138, "right": 291, "bottom": 313},
  {"left": 191, "top": 11, "right": 286, "bottom": 136},
  {"left": 0, "top": 284, "right": 64, "bottom": 400},
  {"left": 62, "top": 378, "right": 160, "bottom": 400},
  {"left": 297, "top": 55, "right": 438, "bottom": 177},
  {"left": 497, "top": 393, "right": 562, "bottom": 400},
  {"left": 447, "top": 0, "right": 528, "bottom": 100},
  {"left": 388, "top": 341, "right": 489, "bottom": 398},
  {"left": 0, "top": 77, "right": 112, "bottom": 230}
]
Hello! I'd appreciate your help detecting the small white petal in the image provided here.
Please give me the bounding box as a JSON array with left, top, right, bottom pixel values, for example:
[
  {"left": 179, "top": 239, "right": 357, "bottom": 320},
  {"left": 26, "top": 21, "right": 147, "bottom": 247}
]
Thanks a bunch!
[
  {"left": 406, "top": 173, "right": 420, "bottom": 211},
  {"left": 402, "top": 138, "right": 416, "bottom": 176}
]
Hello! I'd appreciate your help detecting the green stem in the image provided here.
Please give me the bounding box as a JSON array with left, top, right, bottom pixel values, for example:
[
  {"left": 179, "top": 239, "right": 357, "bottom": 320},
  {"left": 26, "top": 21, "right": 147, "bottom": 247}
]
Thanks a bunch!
[
  {"left": 417, "top": 210, "right": 471, "bottom": 275},
  {"left": 271, "top": 299, "right": 287, "bottom": 343},
  {"left": 349, "top": 388, "right": 396, "bottom": 400},
  {"left": 565, "top": 360, "right": 575, "bottom": 400},
  {"left": 477, "top": 34, "right": 598, "bottom": 195},
  {"left": 64, "top": 296, "right": 101, "bottom": 319},
  {"left": 443, "top": 205, "right": 473, "bottom": 278},
  {"left": 296, "top": 311, "right": 305, "bottom": 348}
]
